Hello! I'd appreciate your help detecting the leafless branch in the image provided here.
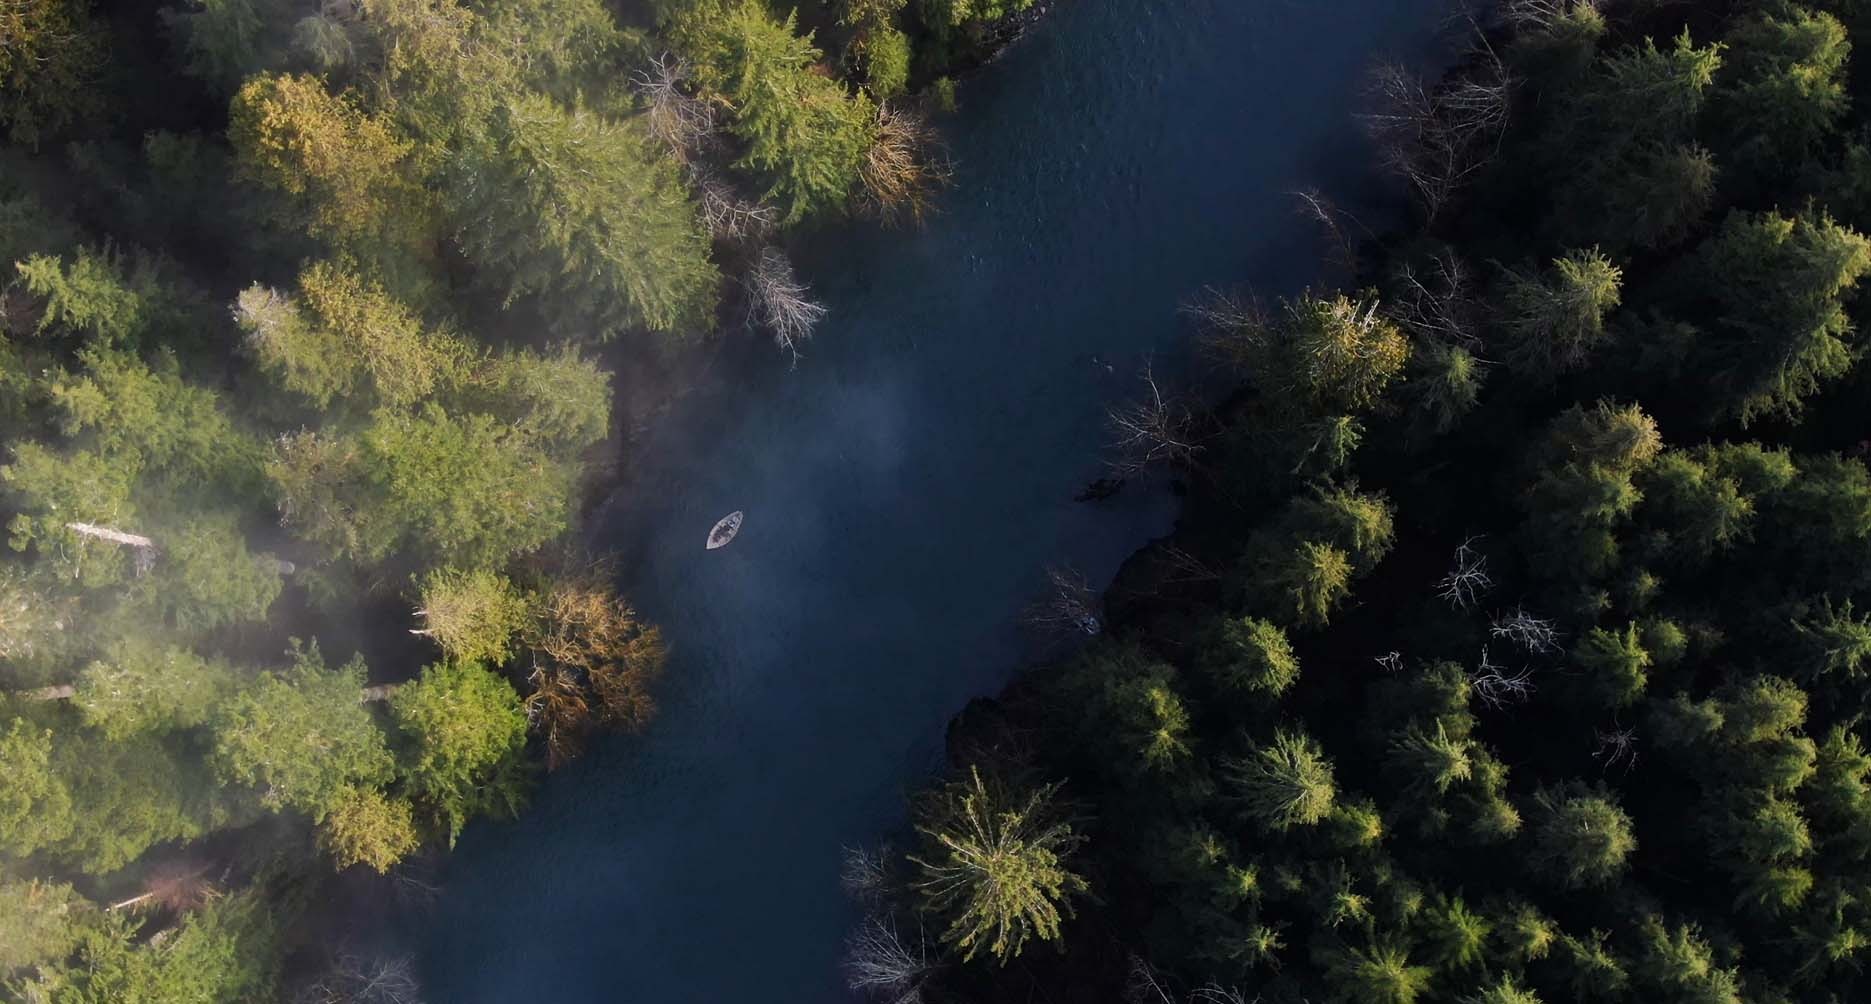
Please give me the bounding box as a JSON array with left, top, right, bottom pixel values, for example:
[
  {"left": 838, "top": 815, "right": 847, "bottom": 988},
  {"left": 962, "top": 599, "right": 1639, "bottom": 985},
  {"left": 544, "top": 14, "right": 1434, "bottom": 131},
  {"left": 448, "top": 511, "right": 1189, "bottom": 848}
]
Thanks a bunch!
[
  {"left": 1023, "top": 565, "right": 1102, "bottom": 639},
  {"left": 633, "top": 54, "right": 716, "bottom": 158},
  {"left": 1360, "top": 45, "right": 1512, "bottom": 221},
  {"left": 1389, "top": 248, "right": 1481, "bottom": 348},
  {"left": 844, "top": 914, "right": 934, "bottom": 1004},
  {"left": 840, "top": 844, "right": 892, "bottom": 904},
  {"left": 1184, "top": 287, "right": 1271, "bottom": 376},
  {"left": 1501, "top": 0, "right": 1600, "bottom": 33},
  {"left": 1490, "top": 606, "right": 1562, "bottom": 654},
  {"left": 1373, "top": 651, "right": 1404, "bottom": 674},
  {"left": 858, "top": 105, "right": 952, "bottom": 227},
  {"left": 745, "top": 247, "right": 828, "bottom": 359},
  {"left": 1470, "top": 646, "right": 1536, "bottom": 709},
  {"left": 1291, "top": 188, "right": 1369, "bottom": 275},
  {"left": 1593, "top": 723, "right": 1639, "bottom": 773},
  {"left": 296, "top": 954, "right": 425, "bottom": 1004},
  {"left": 1106, "top": 364, "right": 1202, "bottom": 475},
  {"left": 1156, "top": 544, "right": 1222, "bottom": 586},
  {"left": 692, "top": 164, "right": 777, "bottom": 242},
  {"left": 1435, "top": 535, "right": 1493, "bottom": 610}
]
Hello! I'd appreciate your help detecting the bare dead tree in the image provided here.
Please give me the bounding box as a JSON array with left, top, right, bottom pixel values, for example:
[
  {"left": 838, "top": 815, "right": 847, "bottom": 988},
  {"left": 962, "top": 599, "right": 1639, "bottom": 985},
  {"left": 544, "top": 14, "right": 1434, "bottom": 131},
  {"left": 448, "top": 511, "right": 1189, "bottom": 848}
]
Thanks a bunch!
[
  {"left": 844, "top": 914, "right": 934, "bottom": 1004},
  {"left": 692, "top": 166, "right": 778, "bottom": 242},
  {"left": 1390, "top": 248, "right": 1481, "bottom": 348},
  {"left": 858, "top": 105, "right": 952, "bottom": 227},
  {"left": 1126, "top": 958, "right": 1252, "bottom": 1004},
  {"left": 1155, "top": 544, "right": 1223, "bottom": 586},
  {"left": 745, "top": 247, "right": 829, "bottom": 359},
  {"left": 1593, "top": 724, "right": 1639, "bottom": 773},
  {"left": 840, "top": 844, "right": 893, "bottom": 905},
  {"left": 108, "top": 860, "right": 218, "bottom": 914},
  {"left": 1435, "top": 536, "right": 1493, "bottom": 610},
  {"left": 1126, "top": 957, "right": 1177, "bottom": 1004},
  {"left": 1501, "top": 0, "right": 1601, "bottom": 33},
  {"left": 296, "top": 954, "right": 425, "bottom": 1004},
  {"left": 1373, "top": 651, "right": 1404, "bottom": 674},
  {"left": 1490, "top": 606, "right": 1562, "bottom": 654},
  {"left": 1023, "top": 565, "right": 1102, "bottom": 639},
  {"left": 1183, "top": 287, "right": 1270, "bottom": 376},
  {"left": 1292, "top": 188, "right": 1370, "bottom": 275},
  {"left": 632, "top": 54, "right": 716, "bottom": 158},
  {"left": 1361, "top": 40, "right": 1512, "bottom": 221},
  {"left": 1470, "top": 646, "right": 1537, "bottom": 709},
  {"left": 1106, "top": 364, "right": 1203, "bottom": 476}
]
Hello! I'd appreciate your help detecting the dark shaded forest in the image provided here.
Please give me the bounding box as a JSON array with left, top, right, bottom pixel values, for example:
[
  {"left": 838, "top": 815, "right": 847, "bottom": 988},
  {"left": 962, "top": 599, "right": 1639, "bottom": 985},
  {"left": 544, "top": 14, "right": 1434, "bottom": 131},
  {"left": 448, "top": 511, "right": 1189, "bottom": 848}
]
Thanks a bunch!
[
  {"left": 0, "top": 0, "right": 1033, "bottom": 997},
  {"left": 850, "top": 2, "right": 1871, "bottom": 1003}
]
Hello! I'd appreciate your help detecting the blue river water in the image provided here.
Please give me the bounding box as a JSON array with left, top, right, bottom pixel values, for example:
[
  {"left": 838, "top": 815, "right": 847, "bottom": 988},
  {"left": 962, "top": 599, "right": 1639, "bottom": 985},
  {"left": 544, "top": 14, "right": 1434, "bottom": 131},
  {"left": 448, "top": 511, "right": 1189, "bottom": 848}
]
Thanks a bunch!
[{"left": 421, "top": 1, "right": 1448, "bottom": 999}]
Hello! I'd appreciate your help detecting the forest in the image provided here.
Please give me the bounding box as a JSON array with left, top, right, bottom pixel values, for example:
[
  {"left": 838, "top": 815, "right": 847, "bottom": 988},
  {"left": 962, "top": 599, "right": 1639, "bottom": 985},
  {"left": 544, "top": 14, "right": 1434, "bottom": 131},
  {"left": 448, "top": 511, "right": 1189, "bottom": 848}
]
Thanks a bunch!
[
  {"left": 0, "top": 0, "right": 1026, "bottom": 997},
  {"left": 846, "top": 1, "right": 1871, "bottom": 1003}
]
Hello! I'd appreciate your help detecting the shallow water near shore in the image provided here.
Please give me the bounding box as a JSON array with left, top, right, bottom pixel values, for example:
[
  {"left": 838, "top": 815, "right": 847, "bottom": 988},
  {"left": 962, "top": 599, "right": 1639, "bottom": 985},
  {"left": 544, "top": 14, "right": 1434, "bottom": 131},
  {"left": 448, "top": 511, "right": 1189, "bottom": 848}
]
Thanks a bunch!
[{"left": 419, "top": 1, "right": 1449, "bottom": 999}]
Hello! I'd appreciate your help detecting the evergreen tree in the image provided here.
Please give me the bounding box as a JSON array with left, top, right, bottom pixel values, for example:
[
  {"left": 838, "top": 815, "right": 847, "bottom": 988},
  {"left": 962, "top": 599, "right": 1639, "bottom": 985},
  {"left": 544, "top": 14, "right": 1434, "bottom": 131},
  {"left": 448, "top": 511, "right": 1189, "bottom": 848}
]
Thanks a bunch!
[
  {"left": 389, "top": 659, "right": 529, "bottom": 842},
  {"left": 1526, "top": 782, "right": 1636, "bottom": 888},
  {"left": 1690, "top": 208, "right": 1871, "bottom": 424},
  {"left": 909, "top": 766, "right": 1088, "bottom": 963},
  {"left": 1222, "top": 728, "right": 1336, "bottom": 830},
  {"left": 210, "top": 644, "right": 393, "bottom": 818},
  {"left": 1497, "top": 248, "right": 1623, "bottom": 378},
  {"left": 453, "top": 93, "right": 720, "bottom": 338}
]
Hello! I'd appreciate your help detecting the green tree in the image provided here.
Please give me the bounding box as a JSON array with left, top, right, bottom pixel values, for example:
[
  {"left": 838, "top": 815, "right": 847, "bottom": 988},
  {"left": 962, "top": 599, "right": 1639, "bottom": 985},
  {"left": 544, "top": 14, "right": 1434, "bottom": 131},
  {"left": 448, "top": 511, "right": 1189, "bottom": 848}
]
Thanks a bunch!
[
  {"left": 74, "top": 640, "right": 233, "bottom": 739},
  {"left": 0, "top": 878, "right": 88, "bottom": 974},
  {"left": 1497, "top": 248, "right": 1622, "bottom": 378},
  {"left": 414, "top": 567, "right": 536, "bottom": 665},
  {"left": 1716, "top": 7, "right": 1851, "bottom": 172},
  {"left": 357, "top": 403, "right": 577, "bottom": 569},
  {"left": 1403, "top": 339, "right": 1484, "bottom": 439},
  {"left": 909, "top": 766, "right": 1087, "bottom": 963},
  {"left": 210, "top": 644, "right": 392, "bottom": 818},
  {"left": 27, "top": 892, "right": 279, "bottom": 1002},
  {"left": 1223, "top": 729, "right": 1336, "bottom": 830},
  {"left": 1199, "top": 615, "right": 1300, "bottom": 697},
  {"left": 50, "top": 729, "right": 221, "bottom": 873},
  {"left": 1424, "top": 894, "right": 1493, "bottom": 972},
  {"left": 1573, "top": 622, "right": 1651, "bottom": 708},
  {"left": 1325, "top": 941, "right": 1433, "bottom": 1004},
  {"left": 681, "top": 0, "right": 877, "bottom": 224},
  {"left": 0, "top": 720, "right": 74, "bottom": 858},
  {"left": 389, "top": 659, "right": 529, "bottom": 842},
  {"left": 1632, "top": 917, "right": 1744, "bottom": 1004},
  {"left": 0, "top": 0, "right": 104, "bottom": 146},
  {"left": 319, "top": 786, "right": 421, "bottom": 872},
  {"left": 1691, "top": 209, "right": 1871, "bottom": 424},
  {"left": 135, "top": 515, "right": 284, "bottom": 634},
  {"left": 229, "top": 73, "right": 437, "bottom": 264},
  {"left": 237, "top": 261, "right": 467, "bottom": 407},
  {"left": 1462, "top": 977, "right": 1543, "bottom": 1004},
  {"left": 453, "top": 93, "right": 719, "bottom": 338},
  {"left": 1527, "top": 782, "right": 1636, "bottom": 888},
  {"left": 1390, "top": 720, "right": 1474, "bottom": 794},
  {"left": 1793, "top": 597, "right": 1871, "bottom": 680},
  {"left": 16, "top": 248, "right": 153, "bottom": 346}
]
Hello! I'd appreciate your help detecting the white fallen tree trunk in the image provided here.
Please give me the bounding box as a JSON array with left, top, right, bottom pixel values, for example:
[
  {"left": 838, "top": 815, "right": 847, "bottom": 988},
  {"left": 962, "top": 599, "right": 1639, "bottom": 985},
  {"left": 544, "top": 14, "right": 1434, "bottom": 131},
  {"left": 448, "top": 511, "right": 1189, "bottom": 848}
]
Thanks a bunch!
[{"left": 66, "top": 522, "right": 155, "bottom": 548}]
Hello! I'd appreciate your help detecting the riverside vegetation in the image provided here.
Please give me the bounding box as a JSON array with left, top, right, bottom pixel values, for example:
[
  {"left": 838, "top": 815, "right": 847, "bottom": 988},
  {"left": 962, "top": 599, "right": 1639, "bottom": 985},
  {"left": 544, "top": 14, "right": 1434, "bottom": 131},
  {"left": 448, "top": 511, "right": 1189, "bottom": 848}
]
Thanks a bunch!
[
  {"left": 846, "top": 1, "right": 1871, "bottom": 1003},
  {"left": 0, "top": 0, "right": 1029, "bottom": 996}
]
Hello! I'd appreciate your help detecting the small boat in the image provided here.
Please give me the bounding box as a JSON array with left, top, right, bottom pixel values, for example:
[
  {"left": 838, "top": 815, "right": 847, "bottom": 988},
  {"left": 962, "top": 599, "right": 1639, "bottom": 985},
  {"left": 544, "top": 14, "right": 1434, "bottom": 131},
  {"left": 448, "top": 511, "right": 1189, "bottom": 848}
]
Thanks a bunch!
[{"left": 706, "top": 510, "right": 744, "bottom": 550}]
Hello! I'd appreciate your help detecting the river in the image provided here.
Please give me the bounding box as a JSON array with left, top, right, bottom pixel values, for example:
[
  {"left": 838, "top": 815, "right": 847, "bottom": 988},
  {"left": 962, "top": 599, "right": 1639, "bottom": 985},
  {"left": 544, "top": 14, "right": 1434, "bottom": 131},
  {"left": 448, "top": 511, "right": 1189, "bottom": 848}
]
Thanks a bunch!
[{"left": 420, "top": 1, "right": 1448, "bottom": 999}]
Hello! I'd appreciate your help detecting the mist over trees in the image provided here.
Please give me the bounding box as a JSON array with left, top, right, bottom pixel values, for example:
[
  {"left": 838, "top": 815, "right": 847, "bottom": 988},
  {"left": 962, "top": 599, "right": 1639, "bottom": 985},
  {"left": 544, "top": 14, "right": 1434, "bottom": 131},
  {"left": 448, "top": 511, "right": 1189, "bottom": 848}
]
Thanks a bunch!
[
  {"left": 0, "top": 0, "right": 1016, "bottom": 993},
  {"left": 847, "top": 2, "right": 1871, "bottom": 1002}
]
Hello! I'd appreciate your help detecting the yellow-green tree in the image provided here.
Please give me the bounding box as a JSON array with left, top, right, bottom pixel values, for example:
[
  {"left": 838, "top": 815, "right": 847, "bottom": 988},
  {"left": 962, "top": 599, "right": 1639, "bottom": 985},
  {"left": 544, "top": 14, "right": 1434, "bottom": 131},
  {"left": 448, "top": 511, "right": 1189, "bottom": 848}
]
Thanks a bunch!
[{"left": 910, "top": 767, "right": 1087, "bottom": 963}]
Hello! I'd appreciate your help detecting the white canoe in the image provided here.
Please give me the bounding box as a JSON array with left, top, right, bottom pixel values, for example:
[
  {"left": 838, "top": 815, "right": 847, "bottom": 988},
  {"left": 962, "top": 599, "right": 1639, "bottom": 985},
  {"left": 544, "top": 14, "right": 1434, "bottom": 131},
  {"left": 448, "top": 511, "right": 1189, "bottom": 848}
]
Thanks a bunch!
[{"left": 706, "top": 510, "right": 744, "bottom": 550}]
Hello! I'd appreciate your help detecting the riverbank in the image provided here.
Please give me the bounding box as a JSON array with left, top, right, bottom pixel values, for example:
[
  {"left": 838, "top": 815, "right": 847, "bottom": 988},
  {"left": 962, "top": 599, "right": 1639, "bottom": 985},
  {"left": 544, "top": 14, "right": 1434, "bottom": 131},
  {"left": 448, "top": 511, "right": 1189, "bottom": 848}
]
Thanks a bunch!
[{"left": 417, "top": 1, "right": 1452, "bottom": 998}]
